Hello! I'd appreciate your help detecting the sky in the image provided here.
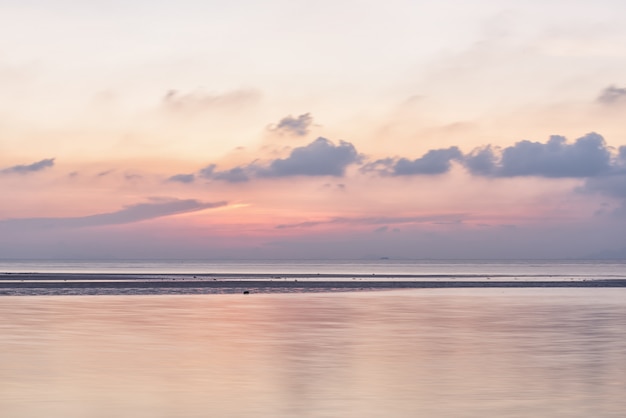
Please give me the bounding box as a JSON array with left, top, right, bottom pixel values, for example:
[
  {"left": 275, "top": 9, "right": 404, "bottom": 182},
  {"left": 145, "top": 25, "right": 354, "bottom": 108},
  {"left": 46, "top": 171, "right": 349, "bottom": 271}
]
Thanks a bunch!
[{"left": 1, "top": 0, "right": 626, "bottom": 259}]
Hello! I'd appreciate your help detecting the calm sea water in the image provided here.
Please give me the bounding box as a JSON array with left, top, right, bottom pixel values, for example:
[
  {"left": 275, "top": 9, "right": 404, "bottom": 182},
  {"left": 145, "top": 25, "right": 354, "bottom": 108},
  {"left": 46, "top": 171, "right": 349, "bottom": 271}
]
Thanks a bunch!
[
  {"left": 1, "top": 258, "right": 625, "bottom": 276},
  {"left": 1, "top": 289, "right": 625, "bottom": 417},
  {"left": 2, "top": 260, "right": 625, "bottom": 416}
]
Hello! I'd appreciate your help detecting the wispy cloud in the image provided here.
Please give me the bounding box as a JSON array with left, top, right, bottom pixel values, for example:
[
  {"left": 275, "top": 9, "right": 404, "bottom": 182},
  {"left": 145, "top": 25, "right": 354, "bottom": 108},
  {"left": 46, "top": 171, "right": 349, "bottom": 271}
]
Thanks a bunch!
[
  {"left": 167, "top": 173, "right": 196, "bottom": 184},
  {"left": 0, "top": 198, "right": 227, "bottom": 230},
  {"left": 583, "top": 175, "right": 626, "bottom": 200},
  {"left": 162, "top": 88, "right": 261, "bottom": 112},
  {"left": 579, "top": 146, "right": 626, "bottom": 209},
  {"left": 597, "top": 85, "right": 626, "bottom": 105},
  {"left": 97, "top": 169, "right": 115, "bottom": 177},
  {"left": 275, "top": 213, "right": 466, "bottom": 229},
  {"left": 0, "top": 158, "right": 55, "bottom": 175},
  {"left": 124, "top": 173, "right": 142, "bottom": 181}
]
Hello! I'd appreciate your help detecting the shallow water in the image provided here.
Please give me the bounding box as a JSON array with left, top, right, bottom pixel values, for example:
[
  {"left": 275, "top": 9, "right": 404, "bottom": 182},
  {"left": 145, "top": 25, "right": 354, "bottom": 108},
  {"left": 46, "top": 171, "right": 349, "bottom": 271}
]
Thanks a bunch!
[
  {"left": 1, "top": 289, "right": 625, "bottom": 417},
  {"left": 2, "top": 258, "right": 625, "bottom": 277}
]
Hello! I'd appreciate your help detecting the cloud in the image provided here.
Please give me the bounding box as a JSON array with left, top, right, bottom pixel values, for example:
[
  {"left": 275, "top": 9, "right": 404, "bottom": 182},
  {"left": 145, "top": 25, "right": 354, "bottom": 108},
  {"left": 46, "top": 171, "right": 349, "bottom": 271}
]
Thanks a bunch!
[
  {"left": 362, "top": 147, "right": 462, "bottom": 176},
  {"left": 597, "top": 85, "right": 626, "bottom": 105},
  {"left": 212, "top": 167, "right": 251, "bottom": 183},
  {"left": 464, "top": 145, "right": 498, "bottom": 176},
  {"left": 162, "top": 89, "right": 260, "bottom": 112},
  {"left": 275, "top": 213, "right": 466, "bottom": 229},
  {"left": 583, "top": 175, "right": 626, "bottom": 199},
  {"left": 579, "top": 146, "right": 626, "bottom": 203},
  {"left": 199, "top": 137, "right": 361, "bottom": 182},
  {"left": 582, "top": 173, "right": 626, "bottom": 218},
  {"left": 124, "top": 173, "right": 142, "bottom": 181},
  {"left": 199, "top": 164, "right": 251, "bottom": 183},
  {"left": 0, "top": 198, "right": 227, "bottom": 230},
  {"left": 0, "top": 158, "right": 55, "bottom": 175},
  {"left": 322, "top": 183, "right": 346, "bottom": 191},
  {"left": 176, "top": 133, "right": 623, "bottom": 187},
  {"left": 466, "top": 133, "right": 612, "bottom": 178},
  {"left": 261, "top": 137, "right": 360, "bottom": 177},
  {"left": 269, "top": 113, "right": 313, "bottom": 136},
  {"left": 168, "top": 173, "right": 196, "bottom": 183},
  {"left": 97, "top": 169, "right": 114, "bottom": 177}
]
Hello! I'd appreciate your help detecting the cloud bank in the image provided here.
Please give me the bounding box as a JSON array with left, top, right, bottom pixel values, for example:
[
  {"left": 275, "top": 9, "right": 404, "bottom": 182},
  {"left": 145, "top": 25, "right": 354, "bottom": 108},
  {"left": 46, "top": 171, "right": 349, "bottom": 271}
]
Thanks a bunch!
[
  {"left": 167, "top": 132, "right": 625, "bottom": 209},
  {"left": 170, "top": 137, "right": 362, "bottom": 183},
  {"left": 465, "top": 133, "right": 612, "bottom": 178}
]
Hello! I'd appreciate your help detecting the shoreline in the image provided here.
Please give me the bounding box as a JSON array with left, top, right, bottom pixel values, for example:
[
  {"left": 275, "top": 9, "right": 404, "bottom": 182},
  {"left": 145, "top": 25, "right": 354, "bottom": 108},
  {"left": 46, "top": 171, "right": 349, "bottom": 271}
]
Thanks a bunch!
[
  {"left": 3, "top": 273, "right": 626, "bottom": 296},
  {"left": 3, "top": 272, "right": 624, "bottom": 280},
  {"left": 1, "top": 272, "right": 626, "bottom": 289}
]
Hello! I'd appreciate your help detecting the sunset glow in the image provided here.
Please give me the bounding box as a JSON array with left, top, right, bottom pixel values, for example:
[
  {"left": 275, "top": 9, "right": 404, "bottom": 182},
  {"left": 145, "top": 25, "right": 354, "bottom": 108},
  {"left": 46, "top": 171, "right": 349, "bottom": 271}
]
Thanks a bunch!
[{"left": 2, "top": 0, "right": 626, "bottom": 259}]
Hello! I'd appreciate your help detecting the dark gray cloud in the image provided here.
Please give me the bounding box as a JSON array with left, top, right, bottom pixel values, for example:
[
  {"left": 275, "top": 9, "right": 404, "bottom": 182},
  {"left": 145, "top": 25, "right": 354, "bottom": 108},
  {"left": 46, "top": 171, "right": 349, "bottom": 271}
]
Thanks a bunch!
[
  {"left": 467, "top": 133, "right": 612, "bottom": 178},
  {"left": 0, "top": 198, "right": 227, "bottom": 230},
  {"left": 359, "top": 133, "right": 619, "bottom": 180},
  {"left": 270, "top": 113, "right": 313, "bottom": 136},
  {"left": 394, "top": 147, "right": 463, "bottom": 175},
  {"left": 168, "top": 173, "right": 196, "bottom": 183},
  {"left": 597, "top": 85, "right": 626, "bottom": 105},
  {"left": 362, "top": 147, "right": 462, "bottom": 176},
  {"left": 173, "top": 133, "right": 624, "bottom": 187},
  {"left": 261, "top": 137, "right": 360, "bottom": 177},
  {"left": 1, "top": 158, "right": 55, "bottom": 175},
  {"left": 200, "top": 137, "right": 360, "bottom": 182},
  {"left": 464, "top": 145, "right": 498, "bottom": 176}
]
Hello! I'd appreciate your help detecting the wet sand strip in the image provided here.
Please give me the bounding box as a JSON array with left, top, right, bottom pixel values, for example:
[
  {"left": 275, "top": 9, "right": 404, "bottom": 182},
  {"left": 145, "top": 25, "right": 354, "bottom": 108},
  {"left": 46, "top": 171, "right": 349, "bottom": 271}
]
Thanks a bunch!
[
  {"left": 2, "top": 279, "right": 626, "bottom": 289},
  {"left": 0, "top": 273, "right": 527, "bottom": 281}
]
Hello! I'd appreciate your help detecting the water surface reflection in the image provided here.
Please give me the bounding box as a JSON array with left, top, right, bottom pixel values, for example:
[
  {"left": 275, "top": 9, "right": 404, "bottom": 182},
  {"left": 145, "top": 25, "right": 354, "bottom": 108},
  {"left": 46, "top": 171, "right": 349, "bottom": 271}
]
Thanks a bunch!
[{"left": 1, "top": 289, "right": 625, "bottom": 417}]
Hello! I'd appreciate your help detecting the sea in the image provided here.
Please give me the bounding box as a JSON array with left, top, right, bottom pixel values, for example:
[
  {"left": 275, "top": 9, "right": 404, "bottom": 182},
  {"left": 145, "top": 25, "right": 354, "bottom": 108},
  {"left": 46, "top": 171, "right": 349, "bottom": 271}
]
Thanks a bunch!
[
  {"left": 1, "top": 259, "right": 625, "bottom": 417},
  {"left": 2, "top": 258, "right": 626, "bottom": 277}
]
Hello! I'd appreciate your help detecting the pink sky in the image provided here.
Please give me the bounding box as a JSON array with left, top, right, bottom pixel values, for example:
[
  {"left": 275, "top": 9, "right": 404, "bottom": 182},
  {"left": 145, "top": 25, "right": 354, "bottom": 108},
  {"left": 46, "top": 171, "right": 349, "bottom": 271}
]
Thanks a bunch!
[{"left": 2, "top": 1, "right": 626, "bottom": 259}]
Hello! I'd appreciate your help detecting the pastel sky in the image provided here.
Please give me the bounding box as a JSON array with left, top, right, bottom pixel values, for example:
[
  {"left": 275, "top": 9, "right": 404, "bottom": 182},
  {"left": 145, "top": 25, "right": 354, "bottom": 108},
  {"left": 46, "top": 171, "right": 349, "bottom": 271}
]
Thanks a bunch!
[{"left": 2, "top": 0, "right": 626, "bottom": 259}]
